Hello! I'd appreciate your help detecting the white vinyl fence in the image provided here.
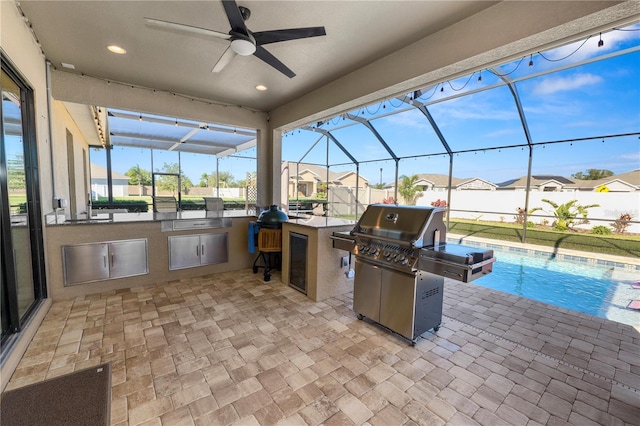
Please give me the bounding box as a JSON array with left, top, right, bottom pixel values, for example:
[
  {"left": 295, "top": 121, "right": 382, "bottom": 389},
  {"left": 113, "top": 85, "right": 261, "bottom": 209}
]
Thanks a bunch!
[
  {"left": 416, "top": 191, "right": 640, "bottom": 233},
  {"left": 315, "top": 186, "right": 640, "bottom": 234}
]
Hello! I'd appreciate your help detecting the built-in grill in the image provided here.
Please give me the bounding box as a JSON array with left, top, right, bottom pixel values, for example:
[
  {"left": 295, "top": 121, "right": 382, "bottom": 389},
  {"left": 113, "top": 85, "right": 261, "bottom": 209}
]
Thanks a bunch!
[{"left": 343, "top": 204, "right": 495, "bottom": 344}]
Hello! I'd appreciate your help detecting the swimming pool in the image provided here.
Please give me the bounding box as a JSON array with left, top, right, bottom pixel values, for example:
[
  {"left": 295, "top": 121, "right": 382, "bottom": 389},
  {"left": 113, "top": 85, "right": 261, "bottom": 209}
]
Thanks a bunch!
[{"left": 458, "top": 242, "right": 640, "bottom": 328}]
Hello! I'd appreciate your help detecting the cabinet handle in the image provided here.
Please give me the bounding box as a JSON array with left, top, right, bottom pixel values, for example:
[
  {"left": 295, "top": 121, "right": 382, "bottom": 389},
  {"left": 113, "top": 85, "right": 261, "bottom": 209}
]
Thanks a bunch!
[
  {"left": 197, "top": 245, "right": 199, "bottom": 257},
  {"left": 103, "top": 255, "right": 107, "bottom": 268},
  {"left": 111, "top": 253, "right": 114, "bottom": 268},
  {"left": 201, "top": 244, "right": 205, "bottom": 256}
]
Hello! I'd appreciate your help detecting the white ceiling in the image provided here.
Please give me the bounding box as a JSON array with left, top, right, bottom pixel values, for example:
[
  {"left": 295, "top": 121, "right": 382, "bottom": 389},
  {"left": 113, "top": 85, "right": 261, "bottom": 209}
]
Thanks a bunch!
[{"left": 19, "top": 0, "right": 498, "bottom": 112}]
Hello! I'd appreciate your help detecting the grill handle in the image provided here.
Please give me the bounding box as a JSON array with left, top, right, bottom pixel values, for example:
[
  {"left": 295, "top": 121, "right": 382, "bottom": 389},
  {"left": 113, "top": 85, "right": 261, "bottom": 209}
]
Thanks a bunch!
[
  {"left": 330, "top": 234, "right": 355, "bottom": 252},
  {"left": 421, "top": 256, "right": 496, "bottom": 270},
  {"left": 352, "top": 232, "right": 420, "bottom": 248}
]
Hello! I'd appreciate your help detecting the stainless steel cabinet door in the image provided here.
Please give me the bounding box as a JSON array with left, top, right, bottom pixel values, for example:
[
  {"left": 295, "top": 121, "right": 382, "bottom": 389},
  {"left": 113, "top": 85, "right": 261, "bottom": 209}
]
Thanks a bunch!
[
  {"left": 168, "top": 235, "right": 201, "bottom": 270},
  {"left": 353, "top": 259, "right": 381, "bottom": 322},
  {"left": 63, "top": 243, "right": 110, "bottom": 285},
  {"left": 379, "top": 268, "right": 417, "bottom": 340},
  {"left": 200, "top": 233, "right": 228, "bottom": 266},
  {"left": 109, "top": 239, "right": 148, "bottom": 278}
]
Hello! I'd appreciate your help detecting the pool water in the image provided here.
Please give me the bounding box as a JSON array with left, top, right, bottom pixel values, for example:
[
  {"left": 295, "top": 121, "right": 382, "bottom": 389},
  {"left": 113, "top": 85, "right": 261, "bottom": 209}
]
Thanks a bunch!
[{"left": 471, "top": 249, "right": 640, "bottom": 328}]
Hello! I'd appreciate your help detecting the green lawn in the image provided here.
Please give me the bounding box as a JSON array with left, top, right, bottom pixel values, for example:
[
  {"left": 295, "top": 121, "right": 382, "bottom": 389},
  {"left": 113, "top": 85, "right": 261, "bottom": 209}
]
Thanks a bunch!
[{"left": 448, "top": 219, "right": 640, "bottom": 259}]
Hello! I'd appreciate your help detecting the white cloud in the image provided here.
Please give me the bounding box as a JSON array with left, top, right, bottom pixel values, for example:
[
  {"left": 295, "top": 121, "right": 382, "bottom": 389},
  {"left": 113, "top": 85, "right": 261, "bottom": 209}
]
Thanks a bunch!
[
  {"left": 380, "top": 111, "right": 430, "bottom": 129},
  {"left": 483, "top": 128, "right": 518, "bottom": 138},
  {"left": 534, "top": 24, "right": 640, "bottom": 68},
  {"left": 619, "top": 151, "right": 640, "bottom": 161},
  {"left": 533, "top": 73, "right": 603, "bottom": 95}
]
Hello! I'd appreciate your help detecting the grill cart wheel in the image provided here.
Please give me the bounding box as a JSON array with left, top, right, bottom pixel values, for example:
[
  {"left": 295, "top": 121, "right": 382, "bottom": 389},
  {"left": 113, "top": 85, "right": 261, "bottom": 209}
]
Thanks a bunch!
[
  {"left": 264, "top": 273, "right": 271, "bottom": 281},
  {"left": 433, "top": 325, "right": 440, "bottom": 332},
  {"left": 357, "top": 314, "right": 363, "bottom": 320},
  {"left": 252, "top": 266, "right": 258, "bottom": 273}
]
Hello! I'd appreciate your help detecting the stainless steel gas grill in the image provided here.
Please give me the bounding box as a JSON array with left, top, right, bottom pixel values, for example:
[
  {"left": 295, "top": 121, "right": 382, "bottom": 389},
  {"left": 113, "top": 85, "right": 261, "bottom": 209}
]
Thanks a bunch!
[{"left": 349, "top": 204, "right": 495, "bottom": 344}]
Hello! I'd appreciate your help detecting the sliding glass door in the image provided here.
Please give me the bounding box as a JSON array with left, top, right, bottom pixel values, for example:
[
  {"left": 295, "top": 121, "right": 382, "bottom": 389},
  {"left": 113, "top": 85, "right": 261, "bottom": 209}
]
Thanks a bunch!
[{"left": 1, "top": 55, "right": 46, "bottom": 342}]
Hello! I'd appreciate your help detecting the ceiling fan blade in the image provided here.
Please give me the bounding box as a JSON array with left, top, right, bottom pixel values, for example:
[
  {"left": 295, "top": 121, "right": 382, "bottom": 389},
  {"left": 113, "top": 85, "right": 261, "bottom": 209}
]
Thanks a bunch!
[
  {"left": 254, "top": 45, "right": 295, "bottom": 78},
  {"left": 212, "top": 46, "right": 237, "bottom": 73},
  {"left": 144, "top": 17, "right": 231, "bottom": 40},
  {"left": 221, "top": 0, "right": 248, "bottom": 34},
  {"left": 253, "top": 27, "right": 326, "bottom": 45}
]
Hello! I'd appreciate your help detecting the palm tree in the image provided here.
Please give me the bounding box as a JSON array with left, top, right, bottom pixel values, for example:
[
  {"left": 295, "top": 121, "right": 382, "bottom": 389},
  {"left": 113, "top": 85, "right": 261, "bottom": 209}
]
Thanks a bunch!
[
  {"left": 199, "top": 173, "right": 210, "bottom": 187},
  {"left": 397, "top": 175, "right": 423, "bottom": 205}
]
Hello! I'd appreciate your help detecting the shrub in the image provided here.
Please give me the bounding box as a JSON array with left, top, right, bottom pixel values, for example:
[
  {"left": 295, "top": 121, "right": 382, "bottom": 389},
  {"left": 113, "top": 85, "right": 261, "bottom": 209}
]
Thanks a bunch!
[
  {"left": 92, "top": 199, "right": 148, "bottom": 212},
  {"left": 591, "top": 225, "right": 612, "bottom": 235},
  {"left": 515, "top": 207, "right": 524, "bottom": 224},
  {"left": 529, "top": 199, "right": 599, "bottom": 230},
  {"left": 527, "top": 221, "right": 536, "bottom": 228},
  {"left": 179, "top": 200, "right": 205, "bottom": 210},
  {"left": 611, "top": 213, "right": 633, "bottom": 234}
]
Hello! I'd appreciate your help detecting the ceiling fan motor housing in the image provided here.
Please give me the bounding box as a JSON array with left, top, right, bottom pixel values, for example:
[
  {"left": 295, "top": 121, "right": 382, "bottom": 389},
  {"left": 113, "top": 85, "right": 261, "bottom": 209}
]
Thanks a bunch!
[
  {"left": 230, "top": 32, "right": 256, "bottom": 55},
  {"left": 238, "top": 6, "right": 251, "bottom": 21}
]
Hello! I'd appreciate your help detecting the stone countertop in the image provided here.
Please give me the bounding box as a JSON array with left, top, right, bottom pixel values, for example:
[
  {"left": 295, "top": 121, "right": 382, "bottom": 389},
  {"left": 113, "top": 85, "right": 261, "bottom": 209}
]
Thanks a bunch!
[
  {"left": 283, "top": 215, "right": 356, "bottom": 229},
  {"left": 45, "top": 209, "right": 255, "bottom": 226}
]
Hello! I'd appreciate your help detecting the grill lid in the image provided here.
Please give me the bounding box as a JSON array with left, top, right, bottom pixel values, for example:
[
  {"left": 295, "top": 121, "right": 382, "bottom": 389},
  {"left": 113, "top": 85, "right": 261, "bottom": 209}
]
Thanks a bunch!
[{"left": 351, "top": 204, "right": 446, "bottom": 248}]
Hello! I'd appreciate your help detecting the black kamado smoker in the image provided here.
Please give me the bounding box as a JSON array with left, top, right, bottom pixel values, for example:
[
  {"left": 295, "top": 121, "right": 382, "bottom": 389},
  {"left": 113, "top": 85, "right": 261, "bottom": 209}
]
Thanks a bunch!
[{"left": 252, "top": 205, "right": 288, "bottom": 281}]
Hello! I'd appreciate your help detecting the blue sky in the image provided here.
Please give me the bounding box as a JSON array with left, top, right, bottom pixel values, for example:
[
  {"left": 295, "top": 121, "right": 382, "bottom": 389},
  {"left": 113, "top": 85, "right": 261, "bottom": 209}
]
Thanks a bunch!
[
  {"left": 282, "top": 25, "right": 640, "bottom": 185},
  {"left": 85, "top": 25, "right": 640, "bottom": 186}
]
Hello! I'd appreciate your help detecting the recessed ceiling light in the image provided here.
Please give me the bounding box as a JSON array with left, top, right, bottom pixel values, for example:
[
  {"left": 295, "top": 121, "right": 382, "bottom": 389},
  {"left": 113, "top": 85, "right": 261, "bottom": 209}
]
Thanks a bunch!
[
  {"left": 256, "top": 84, "right": 267, "bottom": 91},
  {"left": 61, "top": 62, "right": 75, "bottom": 69},
  {"left": 107, "top": 45, "right": 127, "bottom": 54}
]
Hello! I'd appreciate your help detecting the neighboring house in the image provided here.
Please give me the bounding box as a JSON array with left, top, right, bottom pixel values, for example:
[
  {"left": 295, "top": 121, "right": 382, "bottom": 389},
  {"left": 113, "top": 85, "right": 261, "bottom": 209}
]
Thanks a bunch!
[
  {"left": 90, "top": 163, "right": 129, "bottom": 198},
  {"left": 497, "top": 171, "right": 639, "bottom": 192},
  {"left": 282, "top": 161, "right": 369, "bottom": 197},
  {"left": 496, "top": 175, "right": 575, "bottom": 192},
  {"left": 573, "top": 169, "right": 640, "bottom": 192},
  {"left": 387, "top": 174, "right": 496, "bottom": 192}
]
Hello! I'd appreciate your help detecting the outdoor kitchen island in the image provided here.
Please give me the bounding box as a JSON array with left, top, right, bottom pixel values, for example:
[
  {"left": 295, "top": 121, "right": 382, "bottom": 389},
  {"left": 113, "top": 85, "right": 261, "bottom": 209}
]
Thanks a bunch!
[
  {"left": 44, "top": 210, "right": 256, "bottom": 300},
  {"left": 281, "top": 216, "right": 356, "bottom": 301}
]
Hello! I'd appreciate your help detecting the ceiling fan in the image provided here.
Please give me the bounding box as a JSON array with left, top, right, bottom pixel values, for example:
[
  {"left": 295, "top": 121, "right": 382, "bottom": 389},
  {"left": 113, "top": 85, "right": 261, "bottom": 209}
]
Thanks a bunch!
[{"left": 144, "top": 0, "right": 326, "bottom": 78}]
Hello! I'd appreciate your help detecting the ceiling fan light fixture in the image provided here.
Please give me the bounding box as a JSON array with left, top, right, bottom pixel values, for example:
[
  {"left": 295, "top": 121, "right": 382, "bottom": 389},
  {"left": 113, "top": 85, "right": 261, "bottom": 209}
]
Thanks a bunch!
[{"left": 231, "top": 37, "right": 256, "bottom": 56}]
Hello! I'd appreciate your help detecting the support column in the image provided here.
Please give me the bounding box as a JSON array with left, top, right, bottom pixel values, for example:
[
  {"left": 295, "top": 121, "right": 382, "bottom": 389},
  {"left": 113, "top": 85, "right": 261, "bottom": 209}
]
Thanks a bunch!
[{"left": 256, "top": 125, "right": 283, "bottom": 209}]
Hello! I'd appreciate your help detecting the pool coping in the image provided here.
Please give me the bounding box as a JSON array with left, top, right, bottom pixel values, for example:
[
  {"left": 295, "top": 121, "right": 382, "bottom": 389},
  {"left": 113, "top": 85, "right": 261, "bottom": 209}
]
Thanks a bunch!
[{"left": 448, "top": 233, "right": 640, "bottom": 272}]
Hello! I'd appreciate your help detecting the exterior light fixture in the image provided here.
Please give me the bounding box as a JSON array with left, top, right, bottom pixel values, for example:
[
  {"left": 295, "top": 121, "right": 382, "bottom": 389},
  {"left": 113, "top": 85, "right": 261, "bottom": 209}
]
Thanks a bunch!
[
  {"left": 598, "top": 33, "right": 604, "bottom": 48},
  {"left": 255, "top": 84, "right": 267, "bottom": 91},
  {"left": 477, "top": 71, "right": 482, "bottom": 82},
  {"left": 107, "top": 45, "right": 127, "bottom": 54},
  {"left": 529, "top": 54, "right": 533, "bottom": 67},
  {"left": 139, "top": 114, "right": 142, "bottom": 121}
]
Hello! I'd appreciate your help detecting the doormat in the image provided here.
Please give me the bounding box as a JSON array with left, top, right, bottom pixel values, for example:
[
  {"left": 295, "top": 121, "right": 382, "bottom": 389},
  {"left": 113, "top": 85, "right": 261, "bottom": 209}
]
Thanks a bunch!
[{"left": 0, "top": 363, "right": 111, "bottom": 426}]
